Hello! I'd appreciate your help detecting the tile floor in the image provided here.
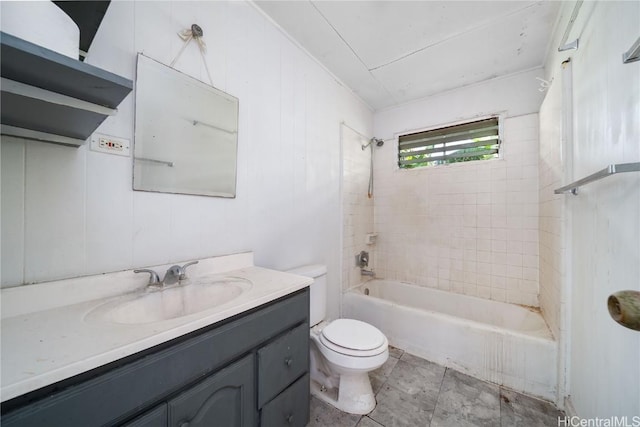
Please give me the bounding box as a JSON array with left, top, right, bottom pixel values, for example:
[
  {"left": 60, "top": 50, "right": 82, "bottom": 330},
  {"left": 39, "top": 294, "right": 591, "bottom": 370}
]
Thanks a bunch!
[{"left": 307, "top": 347, "right": 564, "bottom": 427}]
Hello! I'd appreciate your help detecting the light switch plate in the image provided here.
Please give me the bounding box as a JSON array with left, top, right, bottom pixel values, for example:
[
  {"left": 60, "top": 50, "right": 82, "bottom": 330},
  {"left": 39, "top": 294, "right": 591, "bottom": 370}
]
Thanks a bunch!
[{"left": 90, "top": 133, "right": 130, "bottom": 156}]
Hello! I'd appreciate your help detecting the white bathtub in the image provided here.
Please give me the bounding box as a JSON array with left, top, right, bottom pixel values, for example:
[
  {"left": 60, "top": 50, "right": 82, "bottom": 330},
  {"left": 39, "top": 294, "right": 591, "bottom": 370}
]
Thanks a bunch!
[{"left": 343, "top": 280, "right": 557, "bottom": 401}]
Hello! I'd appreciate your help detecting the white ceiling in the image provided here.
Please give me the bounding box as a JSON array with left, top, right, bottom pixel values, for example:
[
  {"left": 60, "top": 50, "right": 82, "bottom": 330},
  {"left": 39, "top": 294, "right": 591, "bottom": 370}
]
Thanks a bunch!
[{"left": 255, "top": 1, "right": 561, "bottom": 111}]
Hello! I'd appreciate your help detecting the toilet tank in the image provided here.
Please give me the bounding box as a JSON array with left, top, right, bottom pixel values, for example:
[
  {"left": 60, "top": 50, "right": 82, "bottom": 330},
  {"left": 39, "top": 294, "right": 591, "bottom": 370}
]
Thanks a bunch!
[{"left": 287, "top": 264, "right": 327, "bottom": 326}]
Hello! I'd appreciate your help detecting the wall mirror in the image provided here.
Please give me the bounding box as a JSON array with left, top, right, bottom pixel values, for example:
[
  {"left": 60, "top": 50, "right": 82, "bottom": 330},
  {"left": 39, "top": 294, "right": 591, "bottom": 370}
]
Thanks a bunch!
[{"left": 133, "top": 54, "right": 238, "bottom": 197}]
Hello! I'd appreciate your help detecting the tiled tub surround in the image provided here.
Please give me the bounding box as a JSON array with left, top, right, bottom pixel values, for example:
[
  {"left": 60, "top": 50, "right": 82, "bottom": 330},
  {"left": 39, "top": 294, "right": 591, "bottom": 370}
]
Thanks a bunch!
[
  {"left": 343, "top": 279, "right": 557, "bottom": 401},
  {"left": 373, "top": 114, "right": 540, "bottom": 307},
  {"left": 538, "top": 76, "right": 566, "bottom": 342},
  {"left": 342, "top": 124, "right": 375, "bottom": 290},
  {"left": 0, "top": 252, "right": 312, "bottom": 402}
]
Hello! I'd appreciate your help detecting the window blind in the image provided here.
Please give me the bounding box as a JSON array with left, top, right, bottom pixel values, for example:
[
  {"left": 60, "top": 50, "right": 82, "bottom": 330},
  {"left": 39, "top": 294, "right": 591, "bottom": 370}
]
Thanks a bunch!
[{"left": 398, "top": 117, "right": 500, "bottom": 168}]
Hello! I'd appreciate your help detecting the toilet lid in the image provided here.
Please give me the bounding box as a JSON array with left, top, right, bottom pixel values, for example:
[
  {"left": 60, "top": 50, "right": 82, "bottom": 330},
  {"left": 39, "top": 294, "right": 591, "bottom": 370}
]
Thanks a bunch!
[{"left": 321, "top": 319, "right": 386, "bottom": 351}]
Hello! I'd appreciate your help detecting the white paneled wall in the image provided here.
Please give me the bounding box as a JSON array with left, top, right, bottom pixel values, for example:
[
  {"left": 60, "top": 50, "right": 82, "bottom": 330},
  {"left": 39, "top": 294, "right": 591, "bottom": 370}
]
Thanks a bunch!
[
  {"left": 372, "top": 115, "right": 540, "bottom": 306},
  {"left": 341, "top": 125, "right": 374, "bottom": 290},
  {"left": 543, "top": 0, "right": 640, "bottom": 417},
  {"left": 373, "top": 70, "right": 545, "bottom": 306},
  {"left": 0, "top": 1, "right": 373, "bottom": 320}
]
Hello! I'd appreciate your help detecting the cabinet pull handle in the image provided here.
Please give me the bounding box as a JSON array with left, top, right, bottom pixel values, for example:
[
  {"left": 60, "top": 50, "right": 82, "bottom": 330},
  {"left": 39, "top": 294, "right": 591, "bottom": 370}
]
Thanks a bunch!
[
  {"left": 285, "top": 358, "right": 293, "bottom": 367},
  {"left": 286, "top": 414, "right": 294, "bottom": 424},
  {"left": 180, "top": 422, "right": 190, "bottom": 427}
]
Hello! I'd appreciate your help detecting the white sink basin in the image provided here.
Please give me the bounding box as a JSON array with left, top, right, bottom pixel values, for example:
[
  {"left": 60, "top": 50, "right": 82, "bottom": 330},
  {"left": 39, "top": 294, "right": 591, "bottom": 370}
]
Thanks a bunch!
[{"left": 88, "top": 277, "right": 253, "bottom": 324}]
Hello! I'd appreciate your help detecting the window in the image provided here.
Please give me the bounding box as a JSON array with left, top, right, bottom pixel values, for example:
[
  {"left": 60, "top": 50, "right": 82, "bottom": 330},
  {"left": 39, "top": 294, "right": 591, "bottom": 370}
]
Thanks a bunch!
[{"left": 398, "top": 117, "right": 500, "bottom": 169}]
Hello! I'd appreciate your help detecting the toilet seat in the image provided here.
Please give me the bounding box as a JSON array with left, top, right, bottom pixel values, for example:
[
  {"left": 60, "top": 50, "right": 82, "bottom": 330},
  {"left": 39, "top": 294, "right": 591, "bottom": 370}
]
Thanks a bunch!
[{"left": 319, "top": 319, "right": 387, "bottom": 357}]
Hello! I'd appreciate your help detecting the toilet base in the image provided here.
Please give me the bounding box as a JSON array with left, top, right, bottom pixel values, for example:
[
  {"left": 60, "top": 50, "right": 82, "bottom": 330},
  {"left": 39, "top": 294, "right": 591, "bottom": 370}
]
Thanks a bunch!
[{"left": 310, "top": 373, "right": 376, "bottom": 415}]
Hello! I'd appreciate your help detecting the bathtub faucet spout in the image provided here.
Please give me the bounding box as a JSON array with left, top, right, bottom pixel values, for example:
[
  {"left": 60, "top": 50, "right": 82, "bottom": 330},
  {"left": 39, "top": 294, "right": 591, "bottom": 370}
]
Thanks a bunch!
[{"left": 361, "top": 268, "right": 375, "bottom": 277}]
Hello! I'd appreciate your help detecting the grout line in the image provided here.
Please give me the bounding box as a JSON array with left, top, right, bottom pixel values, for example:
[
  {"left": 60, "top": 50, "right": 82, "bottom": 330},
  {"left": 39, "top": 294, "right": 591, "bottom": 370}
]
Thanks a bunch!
[
  {"left": 498, "top": 385, "right": 503, "bottom": 425},
  {"left": 429, "top": 367, "right": 448, "bottom": 425}
]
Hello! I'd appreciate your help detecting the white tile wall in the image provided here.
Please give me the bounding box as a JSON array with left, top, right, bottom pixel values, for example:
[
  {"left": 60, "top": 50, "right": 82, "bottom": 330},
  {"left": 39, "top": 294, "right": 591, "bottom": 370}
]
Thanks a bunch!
[
  {"left": 538, "top": 73, "right": 565, "bottom": 339},
  {"left": 372, "top": 72, "right": 544, "bottom": 306},
  {"left": 0, "top": 1, "right": 373, "bottom": 322},
  {"left": 341, "top": 125, "right": 374, "bottom": 290},
  {"left": 372, "top": 114, "right": 540, "bottom": 306}
]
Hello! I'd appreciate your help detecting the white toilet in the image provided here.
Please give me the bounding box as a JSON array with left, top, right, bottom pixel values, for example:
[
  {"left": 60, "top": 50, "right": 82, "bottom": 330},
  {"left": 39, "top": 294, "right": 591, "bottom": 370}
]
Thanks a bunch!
[{"left": 288, "top": 264, "right": 389, "bottom": 415}]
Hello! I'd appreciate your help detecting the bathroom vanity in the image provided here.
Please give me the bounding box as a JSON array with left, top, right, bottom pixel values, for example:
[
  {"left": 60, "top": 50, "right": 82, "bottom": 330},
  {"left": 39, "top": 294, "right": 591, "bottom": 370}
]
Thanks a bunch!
[{"left": 0, "top": 253, "right": 311, "bottom": 427}]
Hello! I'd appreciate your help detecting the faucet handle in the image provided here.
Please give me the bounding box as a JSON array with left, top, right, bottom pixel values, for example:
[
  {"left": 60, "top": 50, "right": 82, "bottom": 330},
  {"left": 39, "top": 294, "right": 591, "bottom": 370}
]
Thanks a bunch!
[
  {"left": 179, "top": 261, "right": 199, "bottom": 280},
  {"left": 356, "top": 251, "right": 369, "bottom": 268},
  {"left": 134, "top": 269, "right": 161, "bottom": 286}
]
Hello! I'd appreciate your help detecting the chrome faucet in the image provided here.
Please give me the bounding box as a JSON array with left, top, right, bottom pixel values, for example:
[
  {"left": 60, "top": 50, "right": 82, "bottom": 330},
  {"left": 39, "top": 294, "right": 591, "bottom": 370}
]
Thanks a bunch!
[
  {"left": 356, "top": 251, "right": 369, "bottom": 268},
  {"left": 162, "top": 261, "right": 199, "bottom": 285},
  {"left": 356, "top": 251, "right": 375, "bottom": 277},
  {"left": 134, "top": 260, "right": 199, "bottom": 288},
  {"left": 134, "top": 269, "right": 161, "bottom": 287},
  {"left": 361, "top": 269, "right": 375, "bottom": 277},
  {"left": 162, "top": 265, "right": 182, "bottom": 286}
]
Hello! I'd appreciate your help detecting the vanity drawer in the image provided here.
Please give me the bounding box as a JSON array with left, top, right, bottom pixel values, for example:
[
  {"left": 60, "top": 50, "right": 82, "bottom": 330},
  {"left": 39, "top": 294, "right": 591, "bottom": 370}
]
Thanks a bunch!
[
  {"left": 257, "top": 322, "right": 309, "bottom": 408},
  {"left": 260, "top": 374, "right": 309, "bottom": 427}
]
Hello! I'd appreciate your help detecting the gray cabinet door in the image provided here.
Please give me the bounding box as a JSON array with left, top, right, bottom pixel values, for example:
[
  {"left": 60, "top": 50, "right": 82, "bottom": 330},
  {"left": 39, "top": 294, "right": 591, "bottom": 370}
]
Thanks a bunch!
[{"left": 168, "top": 355, "right": 255, "bottom": 427}]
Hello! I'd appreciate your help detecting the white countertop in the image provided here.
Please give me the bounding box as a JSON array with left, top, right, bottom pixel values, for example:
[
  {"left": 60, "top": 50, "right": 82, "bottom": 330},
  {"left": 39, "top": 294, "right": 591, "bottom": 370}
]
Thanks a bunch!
[{"left": 0, "top": 253, "right": 312, "bottom": 402}]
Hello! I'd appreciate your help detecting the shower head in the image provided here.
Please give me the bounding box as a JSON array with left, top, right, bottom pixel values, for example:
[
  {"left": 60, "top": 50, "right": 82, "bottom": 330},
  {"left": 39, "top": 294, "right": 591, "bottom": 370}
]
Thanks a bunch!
[{"left": 362, "top": 137, "right": 384, "bottom": 150}]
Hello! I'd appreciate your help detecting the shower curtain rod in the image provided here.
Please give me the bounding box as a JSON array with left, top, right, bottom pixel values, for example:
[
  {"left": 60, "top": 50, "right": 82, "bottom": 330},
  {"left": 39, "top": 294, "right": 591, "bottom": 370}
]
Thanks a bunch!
[{"left": 340, "top": 121, "right": 369, "bottom": 141}]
